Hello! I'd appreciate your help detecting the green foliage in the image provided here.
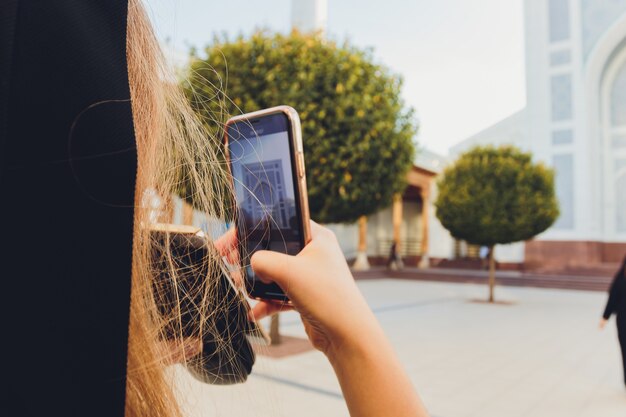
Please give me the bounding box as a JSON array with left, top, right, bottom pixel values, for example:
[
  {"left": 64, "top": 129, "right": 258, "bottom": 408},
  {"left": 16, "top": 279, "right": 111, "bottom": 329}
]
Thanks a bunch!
[
  {"left": 435, "top": 145, "right": 559, "bottom": 246},
  {"left": 182, "top": 30, "right": 417, "bottom": 223}
]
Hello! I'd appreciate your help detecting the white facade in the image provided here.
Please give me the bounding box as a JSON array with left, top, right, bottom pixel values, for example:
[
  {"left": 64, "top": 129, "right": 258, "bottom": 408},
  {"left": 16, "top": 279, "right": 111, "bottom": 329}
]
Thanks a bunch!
[
  {"left": 452, "top": 0, "right": 626, "bottom": 251},
  {"left": 327, "top": 149, "right": 455, "bottom": 263},
  {"left": 291, "top": 0, "right": 328, "bottom": 34},
  {"left": 449, "top": 110, "right": 526, "bottom": 157}
]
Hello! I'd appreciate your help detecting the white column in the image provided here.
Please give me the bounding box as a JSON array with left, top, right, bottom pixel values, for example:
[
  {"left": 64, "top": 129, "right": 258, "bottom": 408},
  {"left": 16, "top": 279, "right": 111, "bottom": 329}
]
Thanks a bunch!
[{"left": 291, "top": 0, "right": 328, "bottom": 35}]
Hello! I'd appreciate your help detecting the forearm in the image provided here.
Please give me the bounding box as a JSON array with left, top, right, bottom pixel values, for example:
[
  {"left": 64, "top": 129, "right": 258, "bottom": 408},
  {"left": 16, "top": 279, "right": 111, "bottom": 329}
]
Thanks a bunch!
[
  {"left": 250, "top": 223, "right": 430, "bottom": 416},
  {"left": 327, "top": 320, "right": 429, "bottom": 417}
]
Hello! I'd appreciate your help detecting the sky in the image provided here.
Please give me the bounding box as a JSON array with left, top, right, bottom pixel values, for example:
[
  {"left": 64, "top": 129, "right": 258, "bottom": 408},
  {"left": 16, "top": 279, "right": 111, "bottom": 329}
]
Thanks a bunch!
[{"left": 145, "top": 0, "right": 526, "bottom": 156}]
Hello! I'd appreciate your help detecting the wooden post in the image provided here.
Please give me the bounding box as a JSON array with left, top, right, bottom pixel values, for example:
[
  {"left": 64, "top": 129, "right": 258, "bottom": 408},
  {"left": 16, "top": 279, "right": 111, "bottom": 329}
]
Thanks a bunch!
[
  {"left": 391, "top": 194, "right": 403, "bottom": 269},
  {"left": 352, "top": 215, "right": 370, "bottom": 270},
  {"left": 270, "top": 314, "right": 281, "bottom": 345},
  {"left": 358, "top": 215, "right": 367, "bottom": 253},
  {"left": 418, "top": 189, "right": 430, "bottom": 268},
  {"left": 392, "top": 194, "right": 402, "bottom": 247}
]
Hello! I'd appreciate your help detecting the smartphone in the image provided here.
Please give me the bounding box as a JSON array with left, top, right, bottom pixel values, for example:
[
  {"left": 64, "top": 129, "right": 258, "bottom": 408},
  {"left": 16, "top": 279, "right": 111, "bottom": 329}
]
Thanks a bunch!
[{"left": 224, "top": 106, "right": 311, "bottom": 302}]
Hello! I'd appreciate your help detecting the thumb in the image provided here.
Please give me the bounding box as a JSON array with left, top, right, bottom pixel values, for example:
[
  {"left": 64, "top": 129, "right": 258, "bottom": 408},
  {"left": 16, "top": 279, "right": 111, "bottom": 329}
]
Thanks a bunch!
[{"left": 250, "top": 250, "right": 297, "bottom": 288}]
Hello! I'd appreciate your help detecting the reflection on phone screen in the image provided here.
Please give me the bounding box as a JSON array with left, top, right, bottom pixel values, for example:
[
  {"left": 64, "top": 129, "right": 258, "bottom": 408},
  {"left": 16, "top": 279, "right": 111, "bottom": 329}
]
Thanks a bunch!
[{"left": 228, "top": 113, "right": 303, "bottom": 298}]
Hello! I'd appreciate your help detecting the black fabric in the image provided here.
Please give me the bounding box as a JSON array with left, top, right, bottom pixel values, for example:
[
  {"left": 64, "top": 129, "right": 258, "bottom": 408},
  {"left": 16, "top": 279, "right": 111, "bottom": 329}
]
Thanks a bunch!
[
  {"left": 0, "top": 1, "right": 135, "bottom": 416},
  {"left": 618, "top": 316, "right": 626, "bottom": 386},
  {"left": 0, "top": 3, "right": 257, "bottom": 415},
  {"left": 602, "top": 261, "right": 626, "bottom": 320},
  {"left": 602, "top": 260, "right": 626, "bottom": 386},
  {"left": 0, "top": 0, "right": 19, "bottom": 179}
]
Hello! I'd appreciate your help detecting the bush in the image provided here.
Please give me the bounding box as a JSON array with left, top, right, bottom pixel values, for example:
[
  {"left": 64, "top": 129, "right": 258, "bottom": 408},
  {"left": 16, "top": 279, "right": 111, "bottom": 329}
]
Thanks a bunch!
[{"left": 183, "top": 30, "right": 417, "bottom": 223}]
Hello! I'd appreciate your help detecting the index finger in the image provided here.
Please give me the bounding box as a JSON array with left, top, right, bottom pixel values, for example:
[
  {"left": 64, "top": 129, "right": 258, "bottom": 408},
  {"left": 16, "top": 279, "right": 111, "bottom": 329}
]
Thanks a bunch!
[{"left": 251, "top": 300, "right": 294, "bottom": 321}]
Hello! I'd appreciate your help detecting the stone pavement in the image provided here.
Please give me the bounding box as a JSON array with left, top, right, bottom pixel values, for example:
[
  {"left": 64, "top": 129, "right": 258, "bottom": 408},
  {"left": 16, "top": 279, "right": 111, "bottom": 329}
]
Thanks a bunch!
[{"left": 173, "top": 279, "right": 626, "bottom": 417}]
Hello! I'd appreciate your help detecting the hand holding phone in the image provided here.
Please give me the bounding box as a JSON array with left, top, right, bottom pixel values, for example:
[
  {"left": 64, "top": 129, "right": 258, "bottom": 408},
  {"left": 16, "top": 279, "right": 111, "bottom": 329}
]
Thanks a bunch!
[
  {"left": 249, "top": 221, "right": 430, "bottom": 417},
  {"left": 228, "top": 109, "right": 428, "bottom": 416},
  {"left": 225, "top": 106, "right": 311, "bottom": 302}
]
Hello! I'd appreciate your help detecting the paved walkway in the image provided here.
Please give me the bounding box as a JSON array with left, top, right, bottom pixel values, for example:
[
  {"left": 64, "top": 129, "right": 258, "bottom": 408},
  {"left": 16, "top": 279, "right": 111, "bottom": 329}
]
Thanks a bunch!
[{"left": 173, "top": 279, "right": 625, "bottom": 417}]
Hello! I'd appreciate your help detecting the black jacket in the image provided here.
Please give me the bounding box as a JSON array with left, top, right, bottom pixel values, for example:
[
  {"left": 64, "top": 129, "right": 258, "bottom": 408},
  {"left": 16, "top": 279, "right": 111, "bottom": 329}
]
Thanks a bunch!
[
  {"left": 1, "top": 1, "right": 136, "bottom": 416},
  {"left": 1, "top": 3, "right": 257, "bottom": 415},
  {"left": 603, "top": 262, "right": 626, "bottom": 321}
]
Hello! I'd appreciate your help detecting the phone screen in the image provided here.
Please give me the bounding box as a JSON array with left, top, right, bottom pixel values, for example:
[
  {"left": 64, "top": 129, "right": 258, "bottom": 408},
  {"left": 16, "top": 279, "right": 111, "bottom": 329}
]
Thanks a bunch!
[{"left": 227, "top": 112, "right": 304, "bottom": 300}]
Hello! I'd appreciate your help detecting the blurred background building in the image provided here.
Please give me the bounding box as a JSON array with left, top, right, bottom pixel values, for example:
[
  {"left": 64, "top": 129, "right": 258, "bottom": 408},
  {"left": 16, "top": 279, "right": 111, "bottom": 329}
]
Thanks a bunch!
[
  {"left": 288, "top": 1, "right": 458, "bottom": 266},
  {"left": 328, "top": 150, "right": 454, "bottom": 268},
  {"left": 164, "top": 0, "right": 626, "bottom": 274},
  {"left": 449, "top": 0, "right": 626, "bottom": 274},
  {"left": 291, "top": 0, "right": 327, "bottom": 34},
  {"left": 293, "top": 0, "right": 626, "bottom": 274}
]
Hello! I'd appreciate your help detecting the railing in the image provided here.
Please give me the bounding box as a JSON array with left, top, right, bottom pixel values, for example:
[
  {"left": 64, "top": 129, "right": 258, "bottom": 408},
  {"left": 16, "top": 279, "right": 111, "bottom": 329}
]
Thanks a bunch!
[
  {"left": 378, "top": 238, "right": 423, "bottom": 257},
  {"left": 453, "top": 240, "right": 481, "bottom": 259}
]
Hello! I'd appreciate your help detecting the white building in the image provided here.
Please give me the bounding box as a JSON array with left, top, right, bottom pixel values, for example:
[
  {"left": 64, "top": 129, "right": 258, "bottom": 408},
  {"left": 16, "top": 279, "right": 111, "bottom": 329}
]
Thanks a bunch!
[
  {"left": 451, "top": 0, "right": 626, "bottom": 270},
  {"left": 328, "top": 150, "right": 456, "bottom": 268},
  {"left": 291, "top": 0, "right": 328, "bottom": 35}
]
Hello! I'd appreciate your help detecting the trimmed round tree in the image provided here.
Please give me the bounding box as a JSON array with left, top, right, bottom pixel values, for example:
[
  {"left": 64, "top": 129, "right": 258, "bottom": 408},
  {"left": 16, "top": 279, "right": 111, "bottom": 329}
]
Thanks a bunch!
[
  {"left": 182, "top": 30, "right": 417, "bottom": 224},
  {"left": 435, "top": 145, "right": 559, "bottom": 302}
]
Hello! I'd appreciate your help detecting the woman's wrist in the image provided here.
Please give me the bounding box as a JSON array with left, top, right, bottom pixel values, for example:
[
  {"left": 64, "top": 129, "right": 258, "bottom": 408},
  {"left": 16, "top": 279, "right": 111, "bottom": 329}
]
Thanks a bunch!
[
  {"left": 324, "top": 315, "right": 390, "bottom": 366},
  {"left": 324, "top": 317, "right": 429, "bottom": 417}
]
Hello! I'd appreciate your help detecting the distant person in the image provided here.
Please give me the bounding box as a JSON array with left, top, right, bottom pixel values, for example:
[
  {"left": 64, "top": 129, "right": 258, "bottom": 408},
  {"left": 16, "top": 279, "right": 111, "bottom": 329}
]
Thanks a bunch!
[
  {"left": 599, "top": 255, "right": 626, "bottom": 386},
  {"left": 386, "top": 241, "right": 403, "bottom": 270}
]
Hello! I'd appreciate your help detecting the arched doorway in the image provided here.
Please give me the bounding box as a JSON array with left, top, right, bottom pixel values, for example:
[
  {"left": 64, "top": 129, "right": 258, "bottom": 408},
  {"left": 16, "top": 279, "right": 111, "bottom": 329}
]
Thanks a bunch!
[
  {"left": 601, "top": 43, "right": 626, "bottom": 239},
  {"left": 584, "top": 10, "right": 626, "bottom": 258}
]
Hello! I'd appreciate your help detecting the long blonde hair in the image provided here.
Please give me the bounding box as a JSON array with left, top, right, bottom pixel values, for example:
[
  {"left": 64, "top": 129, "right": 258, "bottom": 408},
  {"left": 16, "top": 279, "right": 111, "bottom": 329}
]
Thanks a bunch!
[{"left": 125, "top": 1, "right": 233, "bottom": 415}]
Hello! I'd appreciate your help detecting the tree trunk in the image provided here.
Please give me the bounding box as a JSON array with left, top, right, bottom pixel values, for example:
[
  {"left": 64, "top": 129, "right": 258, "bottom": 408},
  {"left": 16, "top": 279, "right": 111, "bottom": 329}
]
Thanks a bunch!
[
  {"left": 352, "top": 216, "right": 370, "bottom": 270},
  {"left": 488, "top": 245, "right": 496, "bottom": 303},
  {"left": 418, "top": 190, "right": 430, "bottom": 269},
  {"left": 269, "top": 313, "right": 281, "bottom": 345}
]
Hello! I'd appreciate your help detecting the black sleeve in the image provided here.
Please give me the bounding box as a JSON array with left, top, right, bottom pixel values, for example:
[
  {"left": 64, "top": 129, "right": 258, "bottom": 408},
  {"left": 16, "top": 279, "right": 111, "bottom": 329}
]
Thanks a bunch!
[
  {"left": 603, "top": 272, "right": 623, "bottom": 320},
  {"left": 2, "top": 2, "right": 136, "bottom": 416}
]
